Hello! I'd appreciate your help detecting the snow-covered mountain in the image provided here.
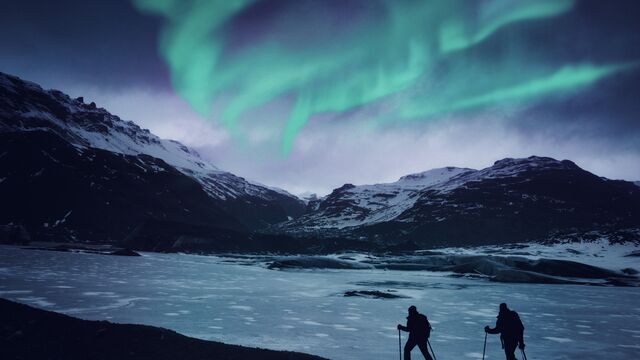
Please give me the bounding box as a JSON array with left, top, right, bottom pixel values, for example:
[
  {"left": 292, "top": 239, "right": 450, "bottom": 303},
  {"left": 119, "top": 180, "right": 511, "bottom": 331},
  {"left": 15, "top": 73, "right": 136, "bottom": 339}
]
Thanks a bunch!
[
  {"left": 276, "top": 156, "right": 640, "bottom": 247},
  {"left": 281, "top": 167, "right": 474, "bottom": 230},
  {"left": 0, "top": 72, "right": 304, "bottom": 243},
  {"left": 0, "top": 72, "right": 302, "bottom": 203}
]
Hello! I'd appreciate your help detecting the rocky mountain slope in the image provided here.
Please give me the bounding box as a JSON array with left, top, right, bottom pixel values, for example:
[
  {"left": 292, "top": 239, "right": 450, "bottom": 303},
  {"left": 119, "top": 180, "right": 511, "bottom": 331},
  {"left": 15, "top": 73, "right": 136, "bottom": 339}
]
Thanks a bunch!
[
  {"left": 0, "top": 72, "right": 304, "bottom": 243},
  {"left": 275, "top": 156, "right": 640, "bottom": 247}
]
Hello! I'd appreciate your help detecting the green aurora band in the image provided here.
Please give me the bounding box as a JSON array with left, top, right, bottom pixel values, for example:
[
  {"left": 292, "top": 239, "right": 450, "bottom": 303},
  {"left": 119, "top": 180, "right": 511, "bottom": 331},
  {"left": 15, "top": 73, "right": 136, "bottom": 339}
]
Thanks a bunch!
[{"left": 133, "top": 0, "right": 638, "bottom": 154}]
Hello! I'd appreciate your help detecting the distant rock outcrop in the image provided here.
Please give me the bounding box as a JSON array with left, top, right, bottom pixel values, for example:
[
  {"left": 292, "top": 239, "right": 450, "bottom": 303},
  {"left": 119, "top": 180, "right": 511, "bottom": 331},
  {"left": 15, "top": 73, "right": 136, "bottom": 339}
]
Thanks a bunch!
[
  {"left": 109, "top": 248, "right": 141, "bottom": 256},
  {"left": 344, "top": 290, "right": 407, "bottom": 299}
]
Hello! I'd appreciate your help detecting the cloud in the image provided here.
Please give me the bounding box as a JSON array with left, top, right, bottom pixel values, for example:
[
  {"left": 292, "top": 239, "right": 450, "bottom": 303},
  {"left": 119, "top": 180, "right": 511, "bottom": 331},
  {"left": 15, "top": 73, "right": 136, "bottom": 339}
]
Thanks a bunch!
[{"left": 195, "top": 106, "right": 640, "bottom": 195}]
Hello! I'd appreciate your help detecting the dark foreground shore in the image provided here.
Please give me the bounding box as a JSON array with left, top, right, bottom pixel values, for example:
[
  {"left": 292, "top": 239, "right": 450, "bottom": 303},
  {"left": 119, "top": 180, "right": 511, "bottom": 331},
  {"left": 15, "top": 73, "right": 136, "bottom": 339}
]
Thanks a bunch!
[{"left": 0, "top": 298, "right": 327, "bottom": 360}]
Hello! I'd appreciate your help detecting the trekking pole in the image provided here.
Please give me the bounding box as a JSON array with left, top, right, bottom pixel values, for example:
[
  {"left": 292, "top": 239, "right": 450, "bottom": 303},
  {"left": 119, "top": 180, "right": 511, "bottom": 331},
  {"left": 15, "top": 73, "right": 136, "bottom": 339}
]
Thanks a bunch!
[
  {"left": 427, "top": 339, "right": 437, "bottom": 360},
  {"left": 521, "top": 348, "right": 528, "bottom": 360},
  {"left": 398, "top": 330, "right": 401, "bottom": 360},
  {"left": 482, "top": 332, "right": 487, "bottom": 360}
]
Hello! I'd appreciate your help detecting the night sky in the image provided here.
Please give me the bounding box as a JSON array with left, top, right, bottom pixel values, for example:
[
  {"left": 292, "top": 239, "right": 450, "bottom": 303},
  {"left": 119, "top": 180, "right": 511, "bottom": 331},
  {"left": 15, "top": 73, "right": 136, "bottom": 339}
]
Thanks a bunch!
[{"left": 2, "top": 0, "right": 639, "bottom": 195}]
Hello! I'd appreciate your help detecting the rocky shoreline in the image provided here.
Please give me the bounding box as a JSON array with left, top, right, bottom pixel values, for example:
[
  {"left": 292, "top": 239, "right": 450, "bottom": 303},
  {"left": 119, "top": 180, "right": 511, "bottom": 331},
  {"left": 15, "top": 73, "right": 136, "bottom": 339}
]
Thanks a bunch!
[{"left": 0, "top": 298, "right": 327, "bottom": 360}]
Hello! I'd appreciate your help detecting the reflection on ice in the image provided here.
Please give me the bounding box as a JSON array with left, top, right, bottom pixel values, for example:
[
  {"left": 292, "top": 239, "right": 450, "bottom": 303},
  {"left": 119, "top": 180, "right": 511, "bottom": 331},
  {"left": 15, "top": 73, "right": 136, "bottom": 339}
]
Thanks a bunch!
[{"left": 16, "top": 296, "right": 54, "bottom": 307}]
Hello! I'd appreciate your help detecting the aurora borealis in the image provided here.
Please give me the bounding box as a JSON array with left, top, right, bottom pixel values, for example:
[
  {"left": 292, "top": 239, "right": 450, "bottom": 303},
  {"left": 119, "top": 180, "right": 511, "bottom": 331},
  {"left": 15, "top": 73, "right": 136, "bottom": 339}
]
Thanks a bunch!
[
  {"left": 2, "top": 0, "right": 640, "bottom": 194},
  {"left": 133, "top": 0, "right": 637, "bottom": 154}
]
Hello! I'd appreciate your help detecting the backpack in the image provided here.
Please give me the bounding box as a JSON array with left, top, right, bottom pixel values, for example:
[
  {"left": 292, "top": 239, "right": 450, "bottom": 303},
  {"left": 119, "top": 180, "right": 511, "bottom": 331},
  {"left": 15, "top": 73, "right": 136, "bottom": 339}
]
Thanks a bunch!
[
  {"left": 419, "top": 314, "right": 432, "bottom": 338},
  {"left": 508, "top": 311, "right": 525, "bottom": 336}
]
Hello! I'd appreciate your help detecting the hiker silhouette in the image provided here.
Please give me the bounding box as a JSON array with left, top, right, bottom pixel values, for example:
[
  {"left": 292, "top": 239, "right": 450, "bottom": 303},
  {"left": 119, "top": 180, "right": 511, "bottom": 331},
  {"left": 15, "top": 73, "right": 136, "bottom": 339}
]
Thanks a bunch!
[
  {"left": 397, "top": 305, "right": 433, "bottom": 360},
  {"left": 484, "top": 303, "right": 525, "bottom": 360}
]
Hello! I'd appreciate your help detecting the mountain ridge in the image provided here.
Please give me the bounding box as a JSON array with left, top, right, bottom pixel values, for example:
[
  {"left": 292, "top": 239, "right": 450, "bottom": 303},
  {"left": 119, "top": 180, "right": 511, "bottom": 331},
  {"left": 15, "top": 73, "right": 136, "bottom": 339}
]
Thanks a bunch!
[
  {"left": 0, "top": 71, "right": 304, "bottom": 243},
  {"left": 0, "top": 72, "right": 301, "bottom": 203},
  {"left": 1, "top": 71, "right": 639, "bottom": 250},
  {"left": 274, "top": 155, "right": 640, "bottom": 247}
]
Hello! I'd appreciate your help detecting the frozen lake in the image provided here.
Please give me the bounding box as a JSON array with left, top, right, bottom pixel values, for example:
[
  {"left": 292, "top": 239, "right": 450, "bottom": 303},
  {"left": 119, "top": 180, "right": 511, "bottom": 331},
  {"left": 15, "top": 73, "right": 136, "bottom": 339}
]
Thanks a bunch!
[{"left": 1, "top": 246, "right": 639, "bottom": 359}]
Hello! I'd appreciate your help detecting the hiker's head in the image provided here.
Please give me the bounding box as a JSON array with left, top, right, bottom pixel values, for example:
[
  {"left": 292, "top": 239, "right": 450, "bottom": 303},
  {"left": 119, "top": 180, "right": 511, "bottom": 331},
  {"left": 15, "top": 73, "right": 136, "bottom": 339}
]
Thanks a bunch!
[
  {"left": 408, "top": 305, "right": 417, "bottom": 315},
  {"left": 499, "top": 303, "right": 509, "bottom": 313}
]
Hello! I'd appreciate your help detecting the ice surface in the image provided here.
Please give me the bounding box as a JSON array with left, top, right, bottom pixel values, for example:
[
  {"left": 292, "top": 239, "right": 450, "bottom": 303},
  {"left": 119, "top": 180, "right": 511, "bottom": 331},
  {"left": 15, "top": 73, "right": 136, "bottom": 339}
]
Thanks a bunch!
[
  {"left": 0, "top": 246, "right": 638, "bottom": 359},
  {"left": 435, "top": 240, "right": 640, "bottom": 271}
]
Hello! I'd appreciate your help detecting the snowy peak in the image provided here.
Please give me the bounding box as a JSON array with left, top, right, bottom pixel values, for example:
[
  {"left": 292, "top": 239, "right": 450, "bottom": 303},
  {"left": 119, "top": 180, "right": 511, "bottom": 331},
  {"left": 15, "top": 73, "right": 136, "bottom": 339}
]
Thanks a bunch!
[
  {"left": 0, "top": 72, "right": 219, "bottom": 174},
  {"left": 422, "top": 156, "right": 588, "bottom": 195},
  {"left": 490, "top": 156, "right": 578, "bottom": 176},
  {"left": 278, "top": 167, "right": 478, "bottom": 230},
  {"left": 297, "top": 192, "right": 319, "bottom": 205},
  {"left": 397, "top": 167, "right": 475, "bottom": 187}
]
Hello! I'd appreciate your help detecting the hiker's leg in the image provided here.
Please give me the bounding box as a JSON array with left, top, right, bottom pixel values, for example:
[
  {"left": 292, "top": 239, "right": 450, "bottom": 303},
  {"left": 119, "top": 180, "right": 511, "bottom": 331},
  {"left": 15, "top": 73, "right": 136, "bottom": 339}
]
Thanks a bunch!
[
  {"left": 417, "top": 341, "right": 433, "bottom": 360},
  {"left": 503, "top": 340, "right": 517, "bottom": 360},
  {"left": 404, "top": 338, "right": 417, "bottom": 360}
]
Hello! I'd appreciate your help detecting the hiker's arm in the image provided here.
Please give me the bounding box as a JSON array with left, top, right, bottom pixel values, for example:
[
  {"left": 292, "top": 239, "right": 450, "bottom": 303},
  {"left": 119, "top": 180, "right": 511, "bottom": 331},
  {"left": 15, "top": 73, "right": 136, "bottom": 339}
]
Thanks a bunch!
[
  {"left": 484, "top": 326, "right": 499, "bottom": 334},
  {"left": 484, "top": 319, "right": 501, "bottom": 334},
  {"left": 397, "top": 324, "right": 409, "bottom": 332}
]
